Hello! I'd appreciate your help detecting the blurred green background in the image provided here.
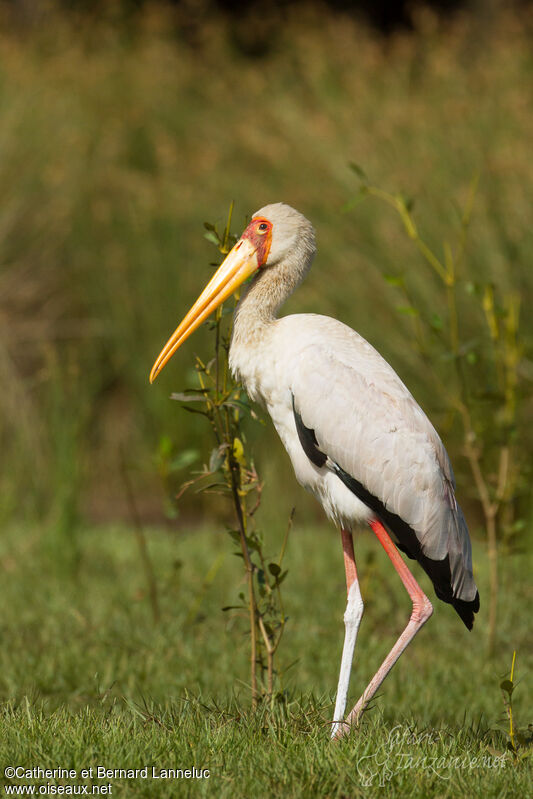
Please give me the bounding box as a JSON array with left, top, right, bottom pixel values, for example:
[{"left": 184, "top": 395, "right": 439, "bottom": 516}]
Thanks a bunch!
[{"left": 0, "top": 0, "right": 531, "bottom": 545}]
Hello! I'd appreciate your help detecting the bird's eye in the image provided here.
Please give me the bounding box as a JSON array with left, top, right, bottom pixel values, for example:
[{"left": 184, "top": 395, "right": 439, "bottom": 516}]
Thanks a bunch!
[{"left": 258, "top": 222, "right": 268, "bottom": 233}]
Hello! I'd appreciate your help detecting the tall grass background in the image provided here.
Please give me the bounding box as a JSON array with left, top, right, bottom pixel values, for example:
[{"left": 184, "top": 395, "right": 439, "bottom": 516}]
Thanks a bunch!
[{"left": 0, "top": 4, "right": 532, "bottom": 554}]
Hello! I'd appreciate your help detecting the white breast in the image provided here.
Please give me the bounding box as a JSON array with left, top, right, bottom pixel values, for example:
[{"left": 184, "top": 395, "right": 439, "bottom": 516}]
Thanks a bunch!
[{"left": 230, "top": 315, "right": 374, "bottom": 528}]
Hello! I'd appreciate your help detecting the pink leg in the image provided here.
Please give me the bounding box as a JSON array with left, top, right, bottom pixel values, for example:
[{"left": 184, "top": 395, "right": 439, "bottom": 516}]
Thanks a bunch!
[
  {"left": 332, "top": 519, "right": 433, "bottom": 741},
  {"left": 341, "top": 527, "right": 357, "bottom": 593}
]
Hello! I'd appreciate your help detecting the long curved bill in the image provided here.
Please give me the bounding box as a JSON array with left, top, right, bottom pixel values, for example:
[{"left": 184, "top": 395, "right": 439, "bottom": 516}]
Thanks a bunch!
[{"left": 149, "top": 237, "right": 259, "bottom": 383}]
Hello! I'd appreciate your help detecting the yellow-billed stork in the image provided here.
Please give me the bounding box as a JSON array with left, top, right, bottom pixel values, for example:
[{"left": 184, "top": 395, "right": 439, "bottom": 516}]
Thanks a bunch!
[{"left": 150, "top": 203, "right": 479, "bottom": 739}]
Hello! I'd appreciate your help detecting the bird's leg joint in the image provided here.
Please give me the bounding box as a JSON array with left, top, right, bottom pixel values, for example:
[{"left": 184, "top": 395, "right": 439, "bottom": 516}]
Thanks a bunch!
[
  {"left": 410, "top": 595, "right": 433, "bottom": 625},
  {"left": 343, "top": 579, "right": 364, "bottom": 628}
]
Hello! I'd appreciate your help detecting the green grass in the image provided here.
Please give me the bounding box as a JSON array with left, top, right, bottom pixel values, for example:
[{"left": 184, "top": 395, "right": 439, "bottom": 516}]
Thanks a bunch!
[{"left": 0, "top": 521, "right": 531, "bottom": 797}]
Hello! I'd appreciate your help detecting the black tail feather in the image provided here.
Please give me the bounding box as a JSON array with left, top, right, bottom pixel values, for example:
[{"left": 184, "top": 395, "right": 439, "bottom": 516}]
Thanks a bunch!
[{"left": 451, "top": 591, "right": 480, "bottom": 631}]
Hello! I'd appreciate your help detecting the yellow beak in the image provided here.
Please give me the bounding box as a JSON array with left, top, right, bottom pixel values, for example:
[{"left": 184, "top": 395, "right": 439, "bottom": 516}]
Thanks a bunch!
[{"left": 149, "top": 237, "right": 259, "bottom": 383}]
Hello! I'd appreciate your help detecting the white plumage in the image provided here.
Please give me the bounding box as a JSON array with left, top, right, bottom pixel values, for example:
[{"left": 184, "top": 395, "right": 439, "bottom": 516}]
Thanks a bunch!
[{"left": 151, "top": 202, "right": 479, "bottom": 738}]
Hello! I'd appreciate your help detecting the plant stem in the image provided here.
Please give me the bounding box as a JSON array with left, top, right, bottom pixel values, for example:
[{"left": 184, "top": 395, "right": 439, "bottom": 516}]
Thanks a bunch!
[
  {"left": 228, "top": 447, "right": 259, "bottom": 706},
  {"left": 508, "top": 650, "right": 516, "bottom": 751},
  {"left": 258, "top": 615, "right": 274, "bottom": 698},
  {"left": 278, "top": 507, "right": 294, "bottom": 567},
  {"left": 461, "top": 407, "right": 499, "bottom": 653},
  {"left": 486, "top": 513, "right": 498, "bottom": 655}
]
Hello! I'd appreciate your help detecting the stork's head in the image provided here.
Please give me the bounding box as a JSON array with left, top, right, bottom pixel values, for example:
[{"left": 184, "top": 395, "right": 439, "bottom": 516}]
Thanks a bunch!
[
  {"left": 149, "top": 203, "right": 315, "bottom": 383},
  {"left": 250, "top": 202, "right": 316, "bottom": 269}
]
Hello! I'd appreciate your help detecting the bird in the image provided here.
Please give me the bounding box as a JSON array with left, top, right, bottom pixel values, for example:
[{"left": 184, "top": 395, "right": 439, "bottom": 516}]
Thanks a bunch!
[{"left": 149, "top": 203, "right": 480, "bottom": 739}]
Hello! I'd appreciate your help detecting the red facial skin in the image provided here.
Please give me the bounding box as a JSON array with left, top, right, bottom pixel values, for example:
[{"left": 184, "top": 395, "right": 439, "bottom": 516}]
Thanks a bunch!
[{"left": 241, "top": 217, "right": 273, "bottom": 267}]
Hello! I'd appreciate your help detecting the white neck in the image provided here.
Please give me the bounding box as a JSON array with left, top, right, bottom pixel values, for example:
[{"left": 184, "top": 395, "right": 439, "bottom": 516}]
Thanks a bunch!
[{"left": 229, "top": 244, "right": 315, "bottom": 390}]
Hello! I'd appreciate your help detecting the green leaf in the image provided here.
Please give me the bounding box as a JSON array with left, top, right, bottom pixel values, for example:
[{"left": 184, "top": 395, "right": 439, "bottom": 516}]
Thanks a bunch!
[
  {"left": 158, "top": 435, "right": 173, "bottom": 458},
  {"left": 500, "top": 679, "right": 514, "bottom": 696},
  {"left": 163, "top": 497, "right": 178, "bottom": 520},
  {"left": 268, "top": 563, "right": 281, "bottom": 577},
  {"left": 349, "top": 161, "right": 368, "bottom": 181},
  {"left": 232, "top": 437, "right": 245, "bottom": 466},
  {"left": 221, "top": 399, "right": 252, "bottom": 413},
  {"left": 169, "top": 449, "right": 199, "bottom": 471},
  {"left": 209, "top": 447, "right": 225, "bottom": 473},
  {"left": 195, "top": 481, "right": 227, "bottom": 492},
  {"left": 182, "top": 405, "right": 209, "bottom": 416},
  {"left": 171, "top": 391, "right": 209, "bottom": 402},
  {"left": 245, "top": 536, "right": 260, "bottom": 552},
  {"left": 204, "top": 230, "right": 220, "bottom": 246},
  {"left": 203, "top": 221, "right": 217, "bottom": 232},
  {"left": 341, "top": 195, "right": 367, "bottom": 213},
  {"left": 396, "top": 305, "right": 420, "bottom": 317},
  {"left": 383, "top": 273, "right": 404, "bottom": 287}
]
